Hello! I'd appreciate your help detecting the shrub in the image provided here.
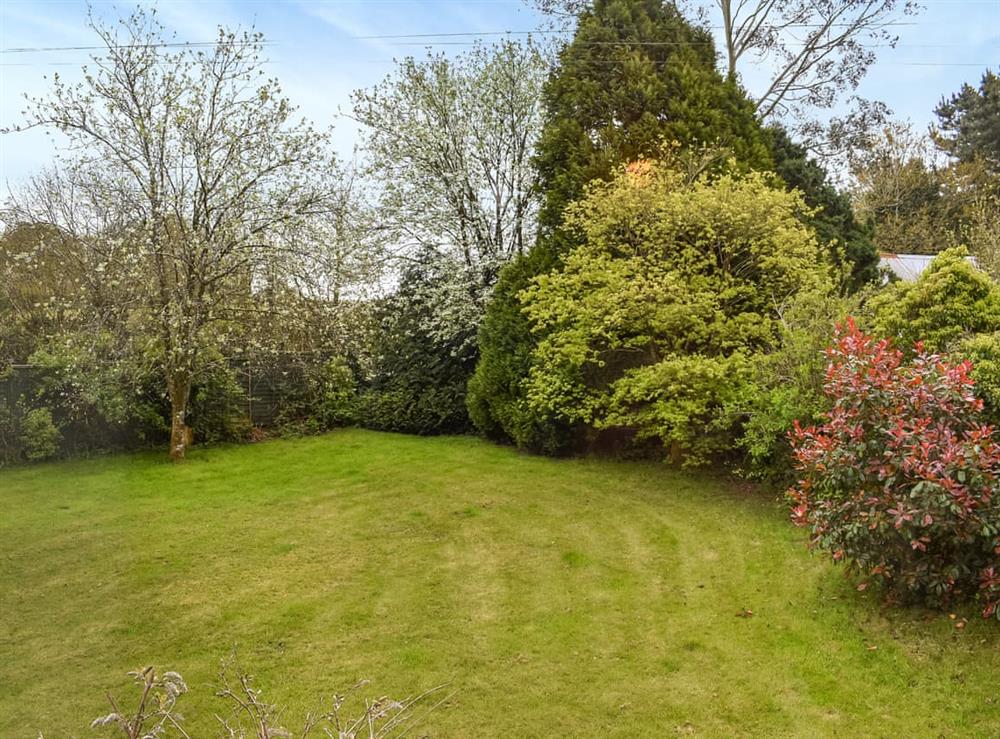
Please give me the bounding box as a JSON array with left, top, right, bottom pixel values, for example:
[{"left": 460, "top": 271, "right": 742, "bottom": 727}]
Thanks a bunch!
[
  {"left": 360, "top": 254, "right": 478, "bottom": 436},
  {"left": 316, "top": 356, "right": 359, "bottom": 428},
  {"left": 516, "top": 159, "right": 831, "bottom": 464},
  {"left": 961, "top": 332, "right": 1000, "bottom": 420},
  {"left": 189, "top": 361, "right": 252, "bottom": 444},
  {"left": 466, "top": 245, "right": 574, "bottom": 453},
  {"left": 788, "top": 319, "right": 1000, "bottom": 617},
  {"left": 869, "top": 246, "right": 1000, "bottom": 354},
  {"left": 868, "top": 245, "right": 1000, "bottom": 425},
  {"left": 21, "top": 407, "right": 61, "bottom": 462},
  {"left": 735, "top": 287, "right": 861, "bottom": 480}
]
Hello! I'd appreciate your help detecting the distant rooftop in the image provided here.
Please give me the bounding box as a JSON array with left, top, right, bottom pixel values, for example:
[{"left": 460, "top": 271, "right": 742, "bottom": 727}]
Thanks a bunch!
[{"left": 879, "top": 253, "right": 978, "bottom": 282}]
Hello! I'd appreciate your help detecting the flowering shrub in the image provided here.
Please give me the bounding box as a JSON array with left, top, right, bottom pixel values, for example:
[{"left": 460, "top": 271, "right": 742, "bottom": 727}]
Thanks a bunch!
[{"left": 788, "top": 319, "right": 1000, "bottom": 617}]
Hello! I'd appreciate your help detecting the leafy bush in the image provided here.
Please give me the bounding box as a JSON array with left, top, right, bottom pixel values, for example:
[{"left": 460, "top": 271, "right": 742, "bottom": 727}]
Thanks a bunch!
[
  {"left": 870, "top": 246, "right": 1000, "bottom": 353},
  {"left": 961, "top": 332, "right": 1000, "bottom": 420},
  {"left": 21, "top": 407, "right": 61, "bottom": 462},
  {"left": 736, "top": 287, "right": 861, "bottom": 480},
  {"left": 315, "top": 356, "right": 359, "bottom": 428},
  {"left": 466, "top": 245, "right": 574, "bottom": 453},
  {"left": 869, "top": 245, "right": 1000, "bottom": 424},
  {"left": 29, "top": 340, "right": 169, "bottom": 454},
  {"left": 360, "top": 252, "right": 478, "bottom": 436},
  {"left": 788, "top": 319, "right": 1000, "bottom": 617},
  {"left": 189, "top": 360, "right": 252, "bottom": 444},
  {"left": 516, "top": 159, "right": 831, "bottom": 464}
]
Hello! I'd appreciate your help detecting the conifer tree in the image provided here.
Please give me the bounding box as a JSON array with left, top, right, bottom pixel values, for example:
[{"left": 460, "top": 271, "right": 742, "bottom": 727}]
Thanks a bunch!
[
  {"left": 767, "top": 126, "right": 879, "bottom": 291},
  {"left": 535, "top": 0, "right": 770, "bottom": 232}
]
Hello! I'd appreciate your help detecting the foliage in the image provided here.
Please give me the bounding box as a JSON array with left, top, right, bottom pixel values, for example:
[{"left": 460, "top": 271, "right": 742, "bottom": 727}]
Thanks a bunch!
[
  {"left": 963, "top": 192, "right": 1000, "bottom": 280},
  {"left": 352, "top": 41, "right": 548, "bottom": 438},
  {"left": 870, "top": 247, "right": 1000, "bottom": 354},
  {"left": 188, "top": 360, "right": 252, "bottom": 445},
  {"left": 0, "top": 223, "right": 86, "bottom": 365},
  {"left": 767, "top": 125, "right": 878, "bottom": 291},
  {"left": 849, "top": 122, "right": 997, "bottom": 255},
  {"left": 20, "top": 407, "right": 61, "bottom": 462},
  {"left": 849, "top": 123, "right": 959, "bottom": 254},
  {"left": 353, "top": 40, "right": 547, "bottom": 273},
  {"left": 934, "top": 68, "right": 1000, "bottom": 174},
  {"left": 358, "top": 253, "right": 477, "bottom": 435},
  {"left": 533, "top": 0, "right": 771, "bottom": 232},
  {"left": 466, "top": 246, "right": 572, "bottom": 452},
  {"left": 959, "top": 332, "right": 1000, "bottom": 421},
  {"left": 314, "top": 356, "right": 360, "bottom": 429},
  {"left": 736, "top": 287, "right": 861, "bottom": 480},
  {"left": 868, "top": 248, "right": 1000, "bottom": 423},
  {"left": 473, "top": 0, "right": 771, "bottom": 447},
  {"left": 28, "top": 337, "right": 169, "bottom": 453},
  {"left": 788, "top": 320, "right": 1000, "bottom": 616},
  {"left": 517, "top": 158, "right": 829, "bottom": 463}
]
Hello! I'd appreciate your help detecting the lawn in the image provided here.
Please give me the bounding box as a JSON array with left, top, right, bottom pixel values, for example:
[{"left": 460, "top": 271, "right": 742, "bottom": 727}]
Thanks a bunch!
[{"left": 2, "top": 430, "right": 999, "bottom": 737}]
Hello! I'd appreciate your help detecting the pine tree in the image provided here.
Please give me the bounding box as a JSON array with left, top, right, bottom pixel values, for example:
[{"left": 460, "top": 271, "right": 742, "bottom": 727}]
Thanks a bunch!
[{"left": 935, "top": 69, "right": 1000, "bottom": 174}]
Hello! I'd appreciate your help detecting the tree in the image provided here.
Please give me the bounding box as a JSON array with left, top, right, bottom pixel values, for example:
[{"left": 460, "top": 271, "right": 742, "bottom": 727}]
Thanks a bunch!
[
  {"left": 351, "top": 41, "right": 548, "bottom": 432},
  {"left": 358, "top": 250, "right": 479, "bottom": 435},
  {"left": 706, "top": 0, "right": 918, "bottom": 122},
  {"left": 849, "top": 122, "right": 963, "bottom": 254},
  {"left": 8, "top": 7, "right": 338, "bottom": 460},
  {"left": 934, "top": 69, "right": 1000, "bottom": 174},
  {"left": 533, "top": 0, "right": 771, "bottom": 232},
  {"left": 532, "top": 1, "right": 917, "bottom": 137},
  {"left": 516, "top": 158, "right": 830, "bottom": 461},
  {"left": 352, "top": 39, "right": 547, "bottom": 284},
  {"left": 767, "top": 125, "right": 878, "bottom": 290},
  {"left": 0, "top": 222, "right": 87, "bottom": 364},
  {"left": 963, "top": 192, "right": 1000, "bottom": 280}
]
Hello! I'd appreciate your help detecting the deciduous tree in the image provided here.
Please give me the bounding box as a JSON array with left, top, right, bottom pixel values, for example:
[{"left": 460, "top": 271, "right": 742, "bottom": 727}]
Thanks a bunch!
[{"left": 8, "top": 7, "right": 339, "bottom": 460}]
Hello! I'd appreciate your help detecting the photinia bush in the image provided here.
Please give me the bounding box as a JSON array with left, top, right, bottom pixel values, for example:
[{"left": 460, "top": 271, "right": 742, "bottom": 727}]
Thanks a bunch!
[{"left": 788, "top": 318, "right": 1000, "bottom": 618}]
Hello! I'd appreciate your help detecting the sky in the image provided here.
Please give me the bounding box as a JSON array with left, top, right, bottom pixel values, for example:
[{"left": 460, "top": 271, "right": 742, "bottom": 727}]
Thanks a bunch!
[{"left": 1, "top": 0, "right": 998, "bottom": 185}]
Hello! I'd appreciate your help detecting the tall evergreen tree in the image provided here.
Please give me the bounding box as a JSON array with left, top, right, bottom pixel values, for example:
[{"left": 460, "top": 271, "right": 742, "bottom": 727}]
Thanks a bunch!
[
  {"left": 535, "top": 0, "right": 771, "bottom": 233},
  {"left": 767, "top": 126, "right": 879, "bottom": 291},
  {"left": 468, "top": 0, "right": 772, "bottom": 450},
  {"left": 934, "top": 69, "right": 1000, "bottom": 174}
]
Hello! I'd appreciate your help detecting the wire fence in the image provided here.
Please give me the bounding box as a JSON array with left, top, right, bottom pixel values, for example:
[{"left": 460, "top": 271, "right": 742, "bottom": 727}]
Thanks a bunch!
[
  {"left": 1, "top": 360, "right": 329, "bottom": 425},
  {"left": 0, "top": 359, "right": 333, "bottom": 463}
]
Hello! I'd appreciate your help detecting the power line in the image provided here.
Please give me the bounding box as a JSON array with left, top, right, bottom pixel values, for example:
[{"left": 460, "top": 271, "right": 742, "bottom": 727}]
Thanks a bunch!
[
  {"left": 0, "top": 41, "right": 277, "bottom": 54},
  {"left": 0, "top": 21, "right": 938, "bottom": 54}
]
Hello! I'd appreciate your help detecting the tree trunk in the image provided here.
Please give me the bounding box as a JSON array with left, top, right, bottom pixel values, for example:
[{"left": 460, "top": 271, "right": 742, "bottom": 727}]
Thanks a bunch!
[{"left": 167, "top": 371, "right": 192, "bottom": 462}]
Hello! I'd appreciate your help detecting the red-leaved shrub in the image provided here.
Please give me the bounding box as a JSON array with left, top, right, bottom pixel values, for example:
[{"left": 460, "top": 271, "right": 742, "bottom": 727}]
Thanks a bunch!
[{"left": 788, "top": 318, "right": 1000, "bottom": 617}]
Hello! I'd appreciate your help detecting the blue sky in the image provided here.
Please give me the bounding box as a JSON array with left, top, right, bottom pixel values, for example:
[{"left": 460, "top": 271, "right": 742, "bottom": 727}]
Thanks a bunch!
[{"left": 1, "top": 0, "right": 998, "bottom": 184}]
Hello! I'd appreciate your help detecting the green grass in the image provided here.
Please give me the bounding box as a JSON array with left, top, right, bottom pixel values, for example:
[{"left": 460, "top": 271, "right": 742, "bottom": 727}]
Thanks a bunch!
[{"left": 2, "top": 430, "right": 999, "bottom": 737}]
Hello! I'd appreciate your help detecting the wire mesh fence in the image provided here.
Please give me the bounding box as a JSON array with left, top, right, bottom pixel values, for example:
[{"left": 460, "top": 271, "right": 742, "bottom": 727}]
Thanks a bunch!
[{"left": 0, "top": 357, "right": 333, "bottom": 463}]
